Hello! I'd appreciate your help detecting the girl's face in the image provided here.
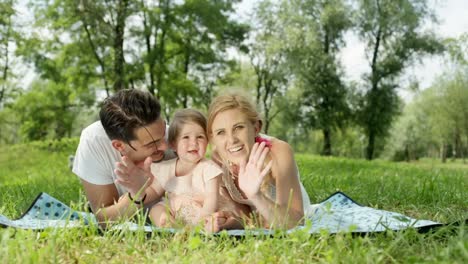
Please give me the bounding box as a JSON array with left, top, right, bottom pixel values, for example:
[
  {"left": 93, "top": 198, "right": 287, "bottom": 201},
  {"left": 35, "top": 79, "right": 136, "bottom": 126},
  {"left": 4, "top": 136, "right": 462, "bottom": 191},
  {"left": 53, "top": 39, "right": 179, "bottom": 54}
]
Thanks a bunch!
[
  {"left": 174, "top": 122, "right": 208, "bottom": 164},
  {"left": 210, "top": 108, "right": 260, "bottom": 166}
]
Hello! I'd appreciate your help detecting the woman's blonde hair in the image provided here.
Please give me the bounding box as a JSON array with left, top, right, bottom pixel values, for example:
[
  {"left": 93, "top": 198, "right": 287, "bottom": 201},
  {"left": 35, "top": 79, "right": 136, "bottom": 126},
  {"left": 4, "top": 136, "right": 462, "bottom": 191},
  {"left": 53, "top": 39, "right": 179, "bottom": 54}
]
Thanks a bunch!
[
  {"left": 168, "top": 108, "right": 207, "bottom": 145},
  {"left": 207, "top": 93, "right": 262, "bottom": 138}
]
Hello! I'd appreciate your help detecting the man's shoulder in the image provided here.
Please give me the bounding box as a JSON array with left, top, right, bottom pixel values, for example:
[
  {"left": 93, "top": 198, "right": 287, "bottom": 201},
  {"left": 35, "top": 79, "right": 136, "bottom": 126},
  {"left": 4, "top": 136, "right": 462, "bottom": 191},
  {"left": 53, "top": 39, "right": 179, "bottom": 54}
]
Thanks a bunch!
[{"left": 81, "top": 121, "right": 108, "bottom": 139}]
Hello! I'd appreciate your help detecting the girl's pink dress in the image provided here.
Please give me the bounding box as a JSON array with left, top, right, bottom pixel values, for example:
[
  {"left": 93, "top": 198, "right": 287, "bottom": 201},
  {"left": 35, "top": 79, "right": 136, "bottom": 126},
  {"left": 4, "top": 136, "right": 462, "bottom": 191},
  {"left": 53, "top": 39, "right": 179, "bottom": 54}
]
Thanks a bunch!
[{"left": 151, "top": 158, "right": 239, "bottom": 225}]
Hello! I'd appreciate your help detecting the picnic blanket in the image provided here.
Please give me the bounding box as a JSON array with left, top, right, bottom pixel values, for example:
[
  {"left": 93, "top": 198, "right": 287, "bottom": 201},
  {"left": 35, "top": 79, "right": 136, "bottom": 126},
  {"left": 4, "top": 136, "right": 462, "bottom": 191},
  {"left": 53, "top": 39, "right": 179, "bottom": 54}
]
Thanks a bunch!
[{"left": 0, "top": 192, "right": 443, "bottom": 235}]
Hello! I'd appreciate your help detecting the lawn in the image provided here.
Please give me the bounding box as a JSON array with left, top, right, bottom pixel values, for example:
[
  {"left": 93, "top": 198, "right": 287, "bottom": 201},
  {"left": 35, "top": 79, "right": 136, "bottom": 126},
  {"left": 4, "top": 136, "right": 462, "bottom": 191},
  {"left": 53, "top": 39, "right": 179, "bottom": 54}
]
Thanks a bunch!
[{"left": 0, "top": 140, "right": 467, "bottom": 263}]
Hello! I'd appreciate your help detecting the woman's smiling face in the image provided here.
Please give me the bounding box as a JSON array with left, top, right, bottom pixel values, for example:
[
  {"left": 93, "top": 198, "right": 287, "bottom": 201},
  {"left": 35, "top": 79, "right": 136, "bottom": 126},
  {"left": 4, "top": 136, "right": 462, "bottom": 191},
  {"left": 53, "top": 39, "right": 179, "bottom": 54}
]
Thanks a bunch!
[{"left": 210, "top": 108, "right": 260, "bottom": 165}]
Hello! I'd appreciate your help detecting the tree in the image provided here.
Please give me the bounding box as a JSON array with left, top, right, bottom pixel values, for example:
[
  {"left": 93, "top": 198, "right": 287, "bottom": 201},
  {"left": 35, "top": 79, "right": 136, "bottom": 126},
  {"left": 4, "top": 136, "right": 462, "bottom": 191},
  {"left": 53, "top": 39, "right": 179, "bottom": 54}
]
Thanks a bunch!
[
  {"left": 76, "top": 0, "right": 134, "bottom": 93},
  {"left": 384, "top": 68, "right": 468, "bottom": 163},
  {"left": 0, "top": 0, "right": 17, "bottom": 107},
  {"left": 382, "top": 98, "right": 431, "bottom": 161},
  {"left": 162, "top": 0, "right": 247, "bottom": 110},
  {"left": 279, "top": 0, "right": 352, "bottom": 155},
  {"left": 135, "top": 0, "right": 174, "bottom": 96},
  {"left": 445, "top": 33, "right": 468, "bottom": 67},
  {"left": 443, "top": 75, "right": 468, "bottom": 160},
  {"left": 248, "top": 0, "right": 289, "bottom": 134},
  {"left": 355, "top": 0, "right": 444, "bottom": 160},
  {"left": 12, "top": 80, "right": 80, "bottom": 140},
  {"left": 23, "top": 0, "right": 140, "bottom": 95},
  {"left": 9, "top": 0, "right": 247, "bottom": 142}
]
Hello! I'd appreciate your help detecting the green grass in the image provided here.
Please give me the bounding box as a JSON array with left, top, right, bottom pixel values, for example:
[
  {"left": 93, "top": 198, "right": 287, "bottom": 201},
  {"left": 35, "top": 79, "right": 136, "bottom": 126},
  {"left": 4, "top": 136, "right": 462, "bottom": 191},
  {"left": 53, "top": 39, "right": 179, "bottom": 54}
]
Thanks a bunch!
[{"left": 1, "top": 142, "right": 467, "bottom": 263}]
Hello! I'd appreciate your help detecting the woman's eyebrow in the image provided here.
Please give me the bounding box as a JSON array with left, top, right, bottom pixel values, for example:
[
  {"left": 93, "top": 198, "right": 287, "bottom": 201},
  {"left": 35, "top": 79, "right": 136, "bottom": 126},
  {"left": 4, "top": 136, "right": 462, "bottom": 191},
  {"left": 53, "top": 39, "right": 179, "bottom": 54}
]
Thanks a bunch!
[
  {"left": 233, "top": 122, "right": 246, "bottom": 126},
  {"left": 213, "top": 122, "right": 246, "bottom": 132}
]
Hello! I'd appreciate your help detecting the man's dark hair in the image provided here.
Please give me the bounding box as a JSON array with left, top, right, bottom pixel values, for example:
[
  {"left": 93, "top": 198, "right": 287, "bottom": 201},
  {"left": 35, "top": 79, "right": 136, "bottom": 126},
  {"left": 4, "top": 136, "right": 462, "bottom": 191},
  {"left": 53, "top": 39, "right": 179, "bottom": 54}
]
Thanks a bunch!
[{"left": 99, "top": 89, "right": 161, "bottom": 141}]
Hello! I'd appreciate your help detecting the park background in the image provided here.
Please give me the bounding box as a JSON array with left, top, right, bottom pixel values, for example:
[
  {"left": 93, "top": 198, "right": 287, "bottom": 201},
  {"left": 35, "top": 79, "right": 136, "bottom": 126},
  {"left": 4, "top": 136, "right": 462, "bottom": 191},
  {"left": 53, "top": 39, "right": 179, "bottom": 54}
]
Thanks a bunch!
[
  {"left": 0, "top": 1, "right": 467, "bottom": 263},
  {"left": 1, "top": 0, "right": 467, "bottom": 162}
]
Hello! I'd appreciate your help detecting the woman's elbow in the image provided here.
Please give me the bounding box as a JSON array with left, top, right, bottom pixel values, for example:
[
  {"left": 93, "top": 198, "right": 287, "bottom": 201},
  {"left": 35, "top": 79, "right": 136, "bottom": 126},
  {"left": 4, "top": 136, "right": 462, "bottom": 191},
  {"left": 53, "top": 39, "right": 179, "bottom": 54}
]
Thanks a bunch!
[{"left": 289, "top": 209, "right": 304, "bottom": 227}]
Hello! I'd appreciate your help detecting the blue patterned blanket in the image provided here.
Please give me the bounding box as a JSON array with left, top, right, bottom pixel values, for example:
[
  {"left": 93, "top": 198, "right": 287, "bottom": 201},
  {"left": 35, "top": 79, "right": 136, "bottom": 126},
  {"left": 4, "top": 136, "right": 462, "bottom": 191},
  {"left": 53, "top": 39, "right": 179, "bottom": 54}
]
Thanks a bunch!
[{"left": 0, "top": 192, "right": 442, "bottom": 235}]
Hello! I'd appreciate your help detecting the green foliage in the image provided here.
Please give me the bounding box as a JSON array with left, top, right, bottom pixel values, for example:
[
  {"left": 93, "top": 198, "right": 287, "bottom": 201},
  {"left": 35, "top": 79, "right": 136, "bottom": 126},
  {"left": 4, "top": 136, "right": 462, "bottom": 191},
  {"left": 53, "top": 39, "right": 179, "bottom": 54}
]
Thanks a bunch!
[
  {"left": 0, "top": 141, "right": 467, "bottom": 262},
  {"left": 160, "top": 0, "right": 247, "bottom": 110},
  {"left": 0, "top": 139, "right": 80, "bottom": 218},
  {"left": 355, "top": 0, "right": 444, "bottom": 160},
  {"left": 278, "top": 0, "right": 353, "bottom": 155},
  {"left": 17, "top": 0, "right": 246, "bottom": 120},
  {"left": 384, "top": 69, "right": 468, "bottom": 161},
  {"left": 445, "top": 33, "right": 468, "bottom": 66},
  {"left": 0, "top": 105, "right": 19, "bottom": 144},
  {"left": 1, "top": 0, "right": 464, "bottom": 162},
  {"left": 24, "top": 137, "right": 79, "bottom": 153},
  {"left": 0, "top": 0, "right": 21, "bottom": 109},
  {"left": 381, "top": 101, "right": 430, "bottom": 161},
  {"left": 244, "top": 0, "right": 290, "bottom": 134},
  {"left": 10, "top": 81, "right": 86, "bottom": 141}
]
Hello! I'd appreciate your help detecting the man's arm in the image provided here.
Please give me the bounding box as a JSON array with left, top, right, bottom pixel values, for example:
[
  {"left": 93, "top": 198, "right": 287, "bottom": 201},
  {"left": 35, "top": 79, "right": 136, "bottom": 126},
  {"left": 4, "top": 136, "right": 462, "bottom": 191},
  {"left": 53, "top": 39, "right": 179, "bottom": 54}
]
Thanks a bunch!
[{"left": 81, "top": 179, "right": 149, "bottom": 224}]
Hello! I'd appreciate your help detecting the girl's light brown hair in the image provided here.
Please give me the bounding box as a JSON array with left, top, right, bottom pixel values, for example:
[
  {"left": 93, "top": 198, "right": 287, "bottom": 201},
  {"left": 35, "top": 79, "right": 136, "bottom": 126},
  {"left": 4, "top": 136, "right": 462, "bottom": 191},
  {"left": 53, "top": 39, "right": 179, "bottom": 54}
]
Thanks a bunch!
[
  {"left": 168, "top": 108, "right": 207, "bottom": 145},
  {"left": 207, "top": 93, "right": 262, "bottom": 138}
]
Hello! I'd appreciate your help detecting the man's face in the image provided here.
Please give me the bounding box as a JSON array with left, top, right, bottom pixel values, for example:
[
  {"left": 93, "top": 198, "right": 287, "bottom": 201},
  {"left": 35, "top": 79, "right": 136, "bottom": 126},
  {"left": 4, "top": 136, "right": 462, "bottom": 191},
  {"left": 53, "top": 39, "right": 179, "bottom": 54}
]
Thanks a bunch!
[{"left": 123, "top": 118, "right": 168, "bottom": 163}]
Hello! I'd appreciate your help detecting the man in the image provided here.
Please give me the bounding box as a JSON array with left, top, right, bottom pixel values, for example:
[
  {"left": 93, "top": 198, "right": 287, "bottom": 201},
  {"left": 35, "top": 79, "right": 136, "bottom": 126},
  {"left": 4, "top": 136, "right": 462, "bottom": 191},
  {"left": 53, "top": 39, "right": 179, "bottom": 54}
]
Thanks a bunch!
[{"left": 72, "top": 89, "right": 174, "bottom": 222}]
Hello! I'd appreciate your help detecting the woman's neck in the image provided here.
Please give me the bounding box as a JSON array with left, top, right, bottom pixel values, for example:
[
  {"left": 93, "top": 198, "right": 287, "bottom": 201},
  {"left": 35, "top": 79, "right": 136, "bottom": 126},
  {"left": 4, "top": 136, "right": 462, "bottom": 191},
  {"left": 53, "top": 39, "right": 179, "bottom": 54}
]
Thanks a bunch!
[{"left": 175, "top": 158, "right": 199, "bottom": 177}]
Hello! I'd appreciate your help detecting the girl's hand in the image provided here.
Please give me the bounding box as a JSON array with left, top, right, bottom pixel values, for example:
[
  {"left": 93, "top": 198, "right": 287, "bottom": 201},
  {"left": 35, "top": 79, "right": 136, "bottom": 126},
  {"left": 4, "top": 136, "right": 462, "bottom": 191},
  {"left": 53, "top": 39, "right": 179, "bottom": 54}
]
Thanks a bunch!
[
  {"left": 204, "top": 211, "right": 230, "bottom": 233},
  {"left": 114, "top": 156, "right": 154, "bottom": 197},
  {"left": 238, "top": 142, "right": 273, "bottom": 200}
]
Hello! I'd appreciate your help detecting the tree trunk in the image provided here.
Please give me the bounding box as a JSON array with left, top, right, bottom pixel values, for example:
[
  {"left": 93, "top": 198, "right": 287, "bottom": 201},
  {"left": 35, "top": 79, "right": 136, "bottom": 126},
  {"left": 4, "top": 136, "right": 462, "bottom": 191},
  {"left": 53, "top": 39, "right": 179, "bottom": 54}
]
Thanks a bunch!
[
  {"left": 366, "top": 130, "right": 375, "bottom": 160},
  {"left": 404, "top": 144, "right": 410, "bottom": 162},
  {"left": 322, "top": 128, "right": 332, "bottom": 156},
  {"left": 263, "top": 94, "right": 270, "bottom": 134},
  {"left": 1, "top": 14, "right": 11, "bottom": 105},
  {"left": 365, "top": 25, "right": 382, "bottom": 161},
  {"left": 263, "top": 87, "right": 269, "bottom": 134},
  {"left": 155, "top": 16, "right": 169, "bottom": 99},
  {"left": 182, "top": 40, "right": 191, "bottom": 108},
  {"left": 262, "top": 77, "right": 271, "bottom": 134},
  {"left": 82, "top": 20, "right": 110, "bottom": 97},
  {"left": 141, "top": 0, "right": 157, "bottom": 95},
  {"left": 453, "top": 131, "right": 462, "bottom": 160},
  {"left": 441, "top": 143, "right": 447, "bottom": 163},
  {"left": 464, "top": 135, "right": 468, "bottom": 164},
  {"left": 0, "top": 87, "right": 4, "bottom": 105},
  {"left": 113, "top": 0, "right": 128, "bottom": 91},
  {"left": 462, "top": 143, "right": 466, "bottom": 164},
  {"left": 256, "top": 68, "right": 262, "bottom": 106}
]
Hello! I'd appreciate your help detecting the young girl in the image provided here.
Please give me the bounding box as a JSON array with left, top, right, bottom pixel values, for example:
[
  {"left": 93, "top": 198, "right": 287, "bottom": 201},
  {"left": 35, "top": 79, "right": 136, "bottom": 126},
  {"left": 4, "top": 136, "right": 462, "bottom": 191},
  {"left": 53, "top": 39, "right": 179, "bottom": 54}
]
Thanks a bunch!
[{"left": 119, "top": 108, "right": 247, "bottom": 229}]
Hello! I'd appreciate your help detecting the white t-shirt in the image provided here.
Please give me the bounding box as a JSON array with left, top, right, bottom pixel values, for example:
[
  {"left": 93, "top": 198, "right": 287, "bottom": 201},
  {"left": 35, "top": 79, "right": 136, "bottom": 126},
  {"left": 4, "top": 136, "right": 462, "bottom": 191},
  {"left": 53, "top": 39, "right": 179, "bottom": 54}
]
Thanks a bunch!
[{"left": 72, "top": 121, "right": 174, "bottom": 196}]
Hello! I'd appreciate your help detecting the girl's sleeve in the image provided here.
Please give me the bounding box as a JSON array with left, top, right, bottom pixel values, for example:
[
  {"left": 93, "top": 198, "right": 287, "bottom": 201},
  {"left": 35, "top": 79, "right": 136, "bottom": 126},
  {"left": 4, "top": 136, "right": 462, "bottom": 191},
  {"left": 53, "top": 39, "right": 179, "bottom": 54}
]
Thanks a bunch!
[{"left": 202, "top": 160, "right": 223, "bottom": 183}]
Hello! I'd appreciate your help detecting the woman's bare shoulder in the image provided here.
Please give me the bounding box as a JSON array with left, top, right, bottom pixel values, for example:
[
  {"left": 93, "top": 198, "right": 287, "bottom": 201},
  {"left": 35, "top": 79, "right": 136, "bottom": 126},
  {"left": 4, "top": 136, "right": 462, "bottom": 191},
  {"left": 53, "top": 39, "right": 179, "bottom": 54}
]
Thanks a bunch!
[
  {"left": 269, "top": 137, "right": 296, "bottom": 176},
  {"left": 270, "top": 137, "right": 294, "bottom": 157}
]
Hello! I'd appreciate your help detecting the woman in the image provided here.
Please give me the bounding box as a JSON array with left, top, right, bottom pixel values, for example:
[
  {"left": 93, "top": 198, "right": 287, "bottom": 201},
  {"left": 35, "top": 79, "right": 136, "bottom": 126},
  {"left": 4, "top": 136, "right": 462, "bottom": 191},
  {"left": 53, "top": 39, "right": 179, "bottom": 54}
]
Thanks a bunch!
[{"left": 207, "top": 93, "right": 311, "bottom": 230}]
